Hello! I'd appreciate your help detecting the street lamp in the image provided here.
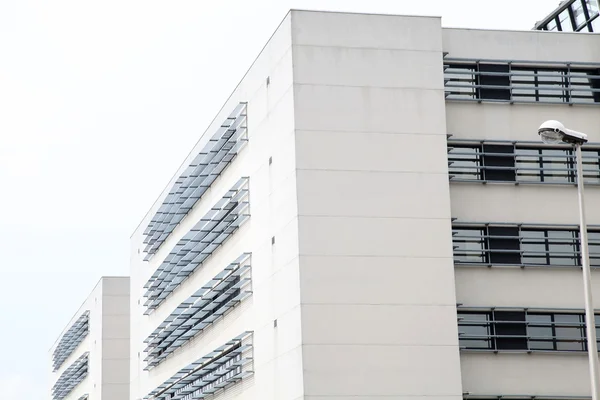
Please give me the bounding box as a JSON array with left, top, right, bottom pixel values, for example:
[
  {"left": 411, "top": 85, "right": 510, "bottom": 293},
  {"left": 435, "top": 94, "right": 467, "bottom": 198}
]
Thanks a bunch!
[{"left": 538, "top": 120, "right": 599, "bottom": 400}]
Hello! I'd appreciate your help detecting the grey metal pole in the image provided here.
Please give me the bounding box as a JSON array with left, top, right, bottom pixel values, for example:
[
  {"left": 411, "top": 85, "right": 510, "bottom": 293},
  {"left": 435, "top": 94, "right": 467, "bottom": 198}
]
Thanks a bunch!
[{"left": 575, "top": 143, "right": 600, "bottom": 400}]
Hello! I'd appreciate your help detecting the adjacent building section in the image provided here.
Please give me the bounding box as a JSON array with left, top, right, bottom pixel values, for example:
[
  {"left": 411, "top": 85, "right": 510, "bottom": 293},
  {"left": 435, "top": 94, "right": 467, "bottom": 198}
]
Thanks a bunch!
[
  {"left": 49, "top": 277, "right": 130, "bottom": 400},
  {"left": 130, "top": 8, "right": 600, "bottom": 400}
]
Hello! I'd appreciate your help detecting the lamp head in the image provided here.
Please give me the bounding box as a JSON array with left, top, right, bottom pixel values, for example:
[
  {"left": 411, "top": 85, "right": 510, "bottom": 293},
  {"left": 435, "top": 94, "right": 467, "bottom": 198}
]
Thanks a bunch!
[{"left": 538, "top": 120, "right": 588, "bottom": 145}]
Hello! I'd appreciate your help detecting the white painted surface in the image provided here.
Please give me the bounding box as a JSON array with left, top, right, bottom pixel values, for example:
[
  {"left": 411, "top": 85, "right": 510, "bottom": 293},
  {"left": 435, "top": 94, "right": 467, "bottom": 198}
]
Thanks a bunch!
[
  {"left": 292, "top": 10, "right": 461, "bottom": 399},
  {"left": 49, "top": 277, "right": 129, "bottom": 400},
  {"left": 127, "top": 9, "right": 600, "bottom": 400}
]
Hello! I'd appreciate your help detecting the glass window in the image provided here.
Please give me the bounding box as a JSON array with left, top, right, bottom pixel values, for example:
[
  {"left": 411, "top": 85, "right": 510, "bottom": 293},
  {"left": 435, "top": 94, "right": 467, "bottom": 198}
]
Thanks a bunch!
[
  {"left": 448, "top": 145, "right": 482, "bottom": 181},
  {"left": 547, "top": 230, "right": 579, "bottom": 266},
  {"left": 559, "top": 9, "right": 575, "bottom": 31},
  {"left": 515, "top": 148, "right": 542, "bottom": 182},
  {"left": 528, "top": 314, "right": 554, "bottom": 350},
  {"left": 588, "top": 231, "right": 600, "bottom": 267},
  {"left": 521, "top": 230, "right": 548, "bottom": 265},
  {"left": 477, "top": 64, "right": 511, "bottom": 100},
  {"left": 482, "top": 144, "right": 516, "bottom": 182},
  {"left": 540, "top": 148, "right": 573, "bottom": 182},
  {"left": 587, "top": 0, "right": 600, "bottom": 16},
  {"left": 458, "top": 312, "right": 492, "bottom": 349},
  {"left": 592, "top": 15, "right": 600, "bottom": 32},
  {"left": 555, "top": 314, "right": 585, "bottom": 351},
  {"left": 453, "top": 228, "right": 486, "bottom": 263},
  {"left": 582, "top": 150, "right": 600, "bottom": 183},
  {"left": 488, "top": 226, "right": 521, "bottom": 264},
  {"left": 573, "top": 0, "right": 588, "bottom": 28},
  {"left": 494, "top": 311, "right": 528, "bottom": 350},
  {"left": 445, "top": 64, "right": 477, "bottom": 99},
  {"left": 547, "top": 18, "right": 559, "bottom": 31},
  {"left": 595, "top": 315, "right": 600, "bottom": 346}
]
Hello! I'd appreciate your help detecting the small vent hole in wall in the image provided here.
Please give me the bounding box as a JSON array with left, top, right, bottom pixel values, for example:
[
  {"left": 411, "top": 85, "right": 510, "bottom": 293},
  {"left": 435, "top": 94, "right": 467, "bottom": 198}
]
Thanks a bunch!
[
  {"left": 266, "top": 76, "right": 270, "bottom": 86},
  {"left": 274, "top": 319, "right": 277, "bottom": 328},
  {"left": 269, "top": 156, "right": 272, "bottom": 165},
  {"left": 271, "top": 236, "right": 275, "bottom": 245}
]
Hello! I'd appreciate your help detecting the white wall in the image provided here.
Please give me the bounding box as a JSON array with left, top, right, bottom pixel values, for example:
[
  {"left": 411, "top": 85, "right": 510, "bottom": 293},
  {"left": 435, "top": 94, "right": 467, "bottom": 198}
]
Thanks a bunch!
[
  {"left": 101, "top": 277, "right": 130, "bottom": 400},
  {"left": 49, "top": 276, "right": 129, "bottom": 400},
  {"left": 443, "top": 28, "right": 600, "bottom": 63},
  {"left": 129, "top": 11, "right": 305, "bottom": 400},
  {"left": 461, "top": 353, "right": 591, "bottom": 397},
  {"left": 291, "top": 10, "right": 462, "bottom": 400},
  {"left": 444, "top": 27, "right": 600, "bottom": 398}
]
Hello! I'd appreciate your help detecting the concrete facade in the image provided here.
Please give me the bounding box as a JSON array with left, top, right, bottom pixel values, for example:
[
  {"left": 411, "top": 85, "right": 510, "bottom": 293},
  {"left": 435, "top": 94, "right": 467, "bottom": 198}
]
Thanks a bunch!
[
  {"left": 49, "top": 277, "right": 130, "bottom": 400},
  {"left": 130, "top": 10, "right": 600, "bottom": 400}
]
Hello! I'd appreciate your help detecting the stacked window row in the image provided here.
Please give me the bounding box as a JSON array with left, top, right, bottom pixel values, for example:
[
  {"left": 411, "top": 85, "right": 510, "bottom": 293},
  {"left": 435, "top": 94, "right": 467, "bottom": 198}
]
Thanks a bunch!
[
  {"left": 448, "top": 141, "right": 600, "bottom": 184},
  {"left": 143, "top": 253, "right": 252, "bottom": 370},
  {"left": 52, "top": 311, "right": 89, "bottom": 371},
  {"left": 52, "top": 352, "right": 89, "bottom": 400},
  {"left": 143, "top": 102, "right": 248, "bottom": 260},
  {"left": 458, "top": 308, "right": 600, "bottom": 352},
  {"left": 453, "top": 223, "right": 600, "bottom": 267},
  {"left": 444, "top": 59, "right": 600, "bottom": 104},
  {"left": 535, "top": 0, "right": 600, "bottom": 32},
  {"left": 143, "top": 177, "right": 250, "bottom": 311},
  {"left": 144, "top": 332, "right": 253, "bottom": 400}
]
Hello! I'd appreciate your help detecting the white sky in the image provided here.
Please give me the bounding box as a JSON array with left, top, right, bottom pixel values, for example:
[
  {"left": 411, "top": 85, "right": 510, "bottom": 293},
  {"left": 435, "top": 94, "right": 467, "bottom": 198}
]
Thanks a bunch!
[{"left": 0, "top": 0, "right": 560, "bottom": 398}]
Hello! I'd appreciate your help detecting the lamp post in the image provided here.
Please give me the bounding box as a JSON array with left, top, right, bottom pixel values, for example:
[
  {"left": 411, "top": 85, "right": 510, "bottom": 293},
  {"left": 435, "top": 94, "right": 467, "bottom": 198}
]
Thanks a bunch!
[{"left": 539, "top": 120, "right": 599, "bottom": 400}]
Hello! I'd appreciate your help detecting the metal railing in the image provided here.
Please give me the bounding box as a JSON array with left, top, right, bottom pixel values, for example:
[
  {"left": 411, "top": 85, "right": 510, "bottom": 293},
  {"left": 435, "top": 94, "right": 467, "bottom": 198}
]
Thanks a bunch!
[
  {"left": 453, "top": 223, "right": 600, "bottom": 268},
  {"left": 458, "top": 309, "right": 600, "bottom": 352},
  {"left": 444, "top": 59, "right": 600, "bottom": 105},
  {"left": 448, "top": 140, "right": 600, "bottom": 185}
]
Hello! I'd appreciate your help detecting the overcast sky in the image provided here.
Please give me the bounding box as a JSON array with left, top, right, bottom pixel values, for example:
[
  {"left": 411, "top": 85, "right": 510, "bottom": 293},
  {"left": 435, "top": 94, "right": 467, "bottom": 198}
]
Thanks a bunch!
[{"left": 0, "top": 0, "right": 562, "bottom": 398}]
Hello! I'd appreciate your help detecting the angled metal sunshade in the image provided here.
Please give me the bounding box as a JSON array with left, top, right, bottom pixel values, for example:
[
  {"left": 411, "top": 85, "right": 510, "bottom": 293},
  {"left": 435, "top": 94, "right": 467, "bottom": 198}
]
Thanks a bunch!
[
  {"left": 143, "top": 253, "right": 252, "bottom": 369},
  {"left": 143, "top": 103, "right": 248, "bottom": 260},
  {"left": 144, "top": 332, "right": 253, "bottom": 400},
  {"left": 52, "top": 311, "right": 90, "bottom": 371},
  {"left": 143, "top": 177, "right": 250, "bottom": 311},
  {"left": 52, "top": 352, "right": 89, "bottom": 400},
  {"left": 77, "top": 395, "right": 89, "bottom": 400}
]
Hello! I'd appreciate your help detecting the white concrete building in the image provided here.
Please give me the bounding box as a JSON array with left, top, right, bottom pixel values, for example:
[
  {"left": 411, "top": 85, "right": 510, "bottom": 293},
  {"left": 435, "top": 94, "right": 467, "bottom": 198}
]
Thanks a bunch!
[
  {"left": 130, "top": 10, "right": 600, "bottom": 400},
  {"left": 50, "top": 277, "right": 130, "bottom": 400}
]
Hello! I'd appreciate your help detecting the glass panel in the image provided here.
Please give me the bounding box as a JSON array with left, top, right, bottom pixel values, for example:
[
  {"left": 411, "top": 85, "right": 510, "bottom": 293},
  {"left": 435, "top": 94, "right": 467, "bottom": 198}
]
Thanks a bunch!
[
  {"left": 589, "top": 231, "right": 600, "bottom": 267},
  {"left": 587, "top": 0, "right": 599, "bottom": 16},
  {"left": 453, "top": 228, "right": 486, "bottom": 263},
  {"left": 555, "top": 314, "right": 585, "bottom": 351},
  {"left": 574, "top": 0, "right": 588, "bottom": 27},
  {"left": 547, "top": 230, "right": 579, "bottom": 266},
  {"left": 458, "top": 313, "right": 492, "bottom": 349},
  {"left": 528, "top": 314, "right": 554, "bottom": 350},
  {"left": 540, "top": 148, "right": 573, "bottom": 182},
  {"left": 585, "top": 315, "right": 600, "bottom": 349},
  {"left": 445, "top": 64, "right": 477, "bottom": 99},
  {"left": 582, "top": 150, "right": 600, "bottom": 184},
  {"left": 521, "top": 230, "right": 547, "bottom": 265},
  {"left": 547, "top": 18, "right": 559, "bottom": 31},
  {"left": 515, "top": 148, "right": 542, "bottom": 182},
  {"left": 559, "top": 9, "right": 575, "bottom": 31},
  {"left": 448, "top": 146, "right": 481, "bottom": 180},
  {"left": 494, "top": 311, "right": 528, "bottom": 350}
]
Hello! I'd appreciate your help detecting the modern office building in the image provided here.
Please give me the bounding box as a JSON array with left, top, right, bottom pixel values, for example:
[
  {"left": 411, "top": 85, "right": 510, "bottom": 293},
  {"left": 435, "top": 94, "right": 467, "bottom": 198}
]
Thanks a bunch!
[
  {"left": 130, "top": 9, "right": 600, "bottom": 400},
  {"left": 534, "top": 0, "right": 600, "bottom": 32},
  {"left": 50, "top": 277, "right": 130, "bottom": 400}
]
